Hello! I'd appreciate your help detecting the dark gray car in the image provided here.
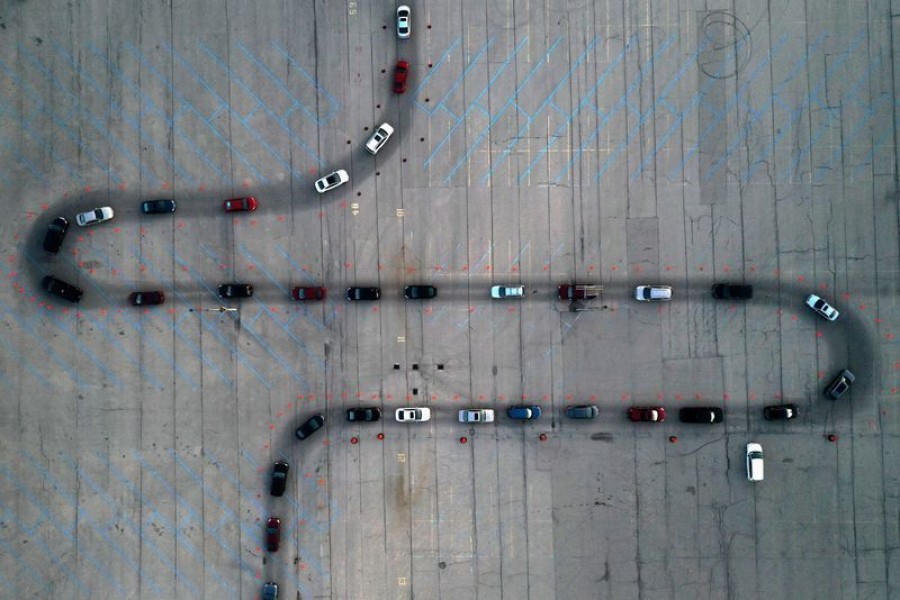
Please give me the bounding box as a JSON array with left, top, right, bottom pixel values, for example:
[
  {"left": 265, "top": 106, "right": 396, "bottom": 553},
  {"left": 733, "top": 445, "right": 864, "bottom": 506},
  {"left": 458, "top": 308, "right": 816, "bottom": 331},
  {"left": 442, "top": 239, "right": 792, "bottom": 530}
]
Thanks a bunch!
[{"left": 565, "top": 405, "right": 598, "bottom": 419}]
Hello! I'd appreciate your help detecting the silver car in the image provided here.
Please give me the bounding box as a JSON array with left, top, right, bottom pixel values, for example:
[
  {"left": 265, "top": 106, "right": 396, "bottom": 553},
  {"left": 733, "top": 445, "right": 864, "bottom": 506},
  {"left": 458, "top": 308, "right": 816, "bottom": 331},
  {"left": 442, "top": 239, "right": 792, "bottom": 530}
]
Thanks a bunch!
[
  {"left": 365, "top": 123, "right": 395, "bottom": 155},
  {"left": 458, "top": 409, "right": 495, "bottom": 423},
  {"left": 75, "top": 206, "right": 114, "bottom": 227}
]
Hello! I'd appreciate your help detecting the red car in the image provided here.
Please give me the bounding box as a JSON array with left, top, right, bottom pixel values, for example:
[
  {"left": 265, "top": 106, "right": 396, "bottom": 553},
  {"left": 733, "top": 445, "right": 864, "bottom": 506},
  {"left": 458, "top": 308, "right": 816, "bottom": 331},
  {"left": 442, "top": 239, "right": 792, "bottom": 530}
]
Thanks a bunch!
[
  {"left": 223, "top": 197, "right": 258, "bottom": 212},
  {"left": 265, "top": 517, "right": 281, "bottom": 552},
  {"left": 291, "top": 286, "right": 326, "bottom": 301},
  {"left": 628, "top": 407, "right": 666, "bottom": 422},
  {"left": 393, "top": 60, "right": 409, "bottom": 94}
]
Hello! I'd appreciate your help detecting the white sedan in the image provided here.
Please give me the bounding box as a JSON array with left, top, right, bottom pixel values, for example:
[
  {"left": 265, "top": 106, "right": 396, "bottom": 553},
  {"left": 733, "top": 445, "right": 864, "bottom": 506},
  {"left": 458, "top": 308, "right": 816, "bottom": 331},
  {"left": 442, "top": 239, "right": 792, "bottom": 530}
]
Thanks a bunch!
[
  {"left": 805, "top": 293, "right": 839, "bottom": 321},
  {"left": 635, "top": 284, "right": 672, "bottom": 301},
  {"left": 396, "top": 5, "right": 411, "bottom": 38},
  {"left": 490, "top": 285, "right": 524, "bottom": 299},
  {"left": 458, "top": 409, "right": 495, "bottom": 423},
  {"left": 395, "top": 407, "right": 431, "bottom": 422},
  {"left": 75, "top": 206, "right": 114, "bottom": 227},
  {"left": 365, "top": 123, "right": 395, "bottom": 155},
  {"left": 314, "top": 169, "right": 349, "bottom": 193}
]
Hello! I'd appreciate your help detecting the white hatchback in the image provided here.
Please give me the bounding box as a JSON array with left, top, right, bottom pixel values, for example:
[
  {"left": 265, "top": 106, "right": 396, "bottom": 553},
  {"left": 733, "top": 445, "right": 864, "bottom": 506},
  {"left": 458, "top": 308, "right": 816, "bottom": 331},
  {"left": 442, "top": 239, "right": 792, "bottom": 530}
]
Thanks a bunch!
[
  {"left": 314, "top": 169, "right": 349, "bottom": 193},
  {"left": 395, "top": 407, "right": 431, "bottom": 422},
  {"left": 365, "top": 123, "right": 395, "bottom": 155},
  {"left": 75, "top": 206, "right": 114, "bottom": 227}
]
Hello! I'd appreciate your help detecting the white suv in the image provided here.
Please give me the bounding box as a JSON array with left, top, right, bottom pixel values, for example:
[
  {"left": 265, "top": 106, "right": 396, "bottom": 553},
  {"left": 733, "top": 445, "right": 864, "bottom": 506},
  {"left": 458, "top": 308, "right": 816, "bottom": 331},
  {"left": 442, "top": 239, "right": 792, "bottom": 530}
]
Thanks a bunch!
[{"left": 746, "top": 443, "right": 764, "bottom": 482}]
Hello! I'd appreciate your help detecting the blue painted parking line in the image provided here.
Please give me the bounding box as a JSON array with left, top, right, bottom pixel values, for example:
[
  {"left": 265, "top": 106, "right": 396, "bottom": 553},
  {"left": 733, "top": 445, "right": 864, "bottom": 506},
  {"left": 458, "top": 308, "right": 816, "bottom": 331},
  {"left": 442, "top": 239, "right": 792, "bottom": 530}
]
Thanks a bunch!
[
  {"left": 53, "top": 42, "right": 196, "bottom": 186},
  {"left": 19, "top": 450, "right": 167, "bottom": 596},
  {"left": 52, "top": 451, "right": 200, "bottom": 595},
  {"left": 19, "top": 44, "right": 159, "bottom": 187},
  {"left": 239, "top": 313, "right": 318, "bottom": 388},
  {"left": 509, "top": 241, "right": 531, "bottom": 271},
  {"left": 705, "top": 30, "right": 853, "bottom": 182},
  {"left": 481, "top": 34, "right": 605, "bottom": 184},
  {"left": 444, "top": 37, "right": 563, "bottom": 183},
  {"left": 423, "top": 37, "right": 529, "bottom": 171},
  {"left": 200, "top": 42, "right": 322, "bottom": 170},
  {"left": 104, "top": 453, "right": 233, "bottom": 597},
  {"left": 0, "top": 508, "right": 92, "bottom": 597},
  {"left": 0, "top": 321, "right": 53, "bottom": 387},
  {"left": 0, "top": 298, "right": 85, "bottom": 387},
  {"left": 0, "top": 464, "right": 131, "bottom": 596},
  {"left": 847, "top": 93, "right": 895, "bottom": 182},
  {"left": 270, "top": 41, "right": 341, "bottom": 123},
  {"left": 410, "top": 37, "right": 466, "bottom": 116},
  {"left": 0, "top": 131, "right": 49, "bottom": 184},
  {"left": 133, "top": 450, "right": 255, "bottom": 588},
  {"left": 552, "top": 33, "right": 663, "bottom": 184},
  {"left": 629, "top": 31, "right": 751, "bottom": 182},
  {"left": 0, "top": 517, "right": 61, "bottom": 596},
  {"left": 88, "top": 43, "right": 225, "bottom": 183}
]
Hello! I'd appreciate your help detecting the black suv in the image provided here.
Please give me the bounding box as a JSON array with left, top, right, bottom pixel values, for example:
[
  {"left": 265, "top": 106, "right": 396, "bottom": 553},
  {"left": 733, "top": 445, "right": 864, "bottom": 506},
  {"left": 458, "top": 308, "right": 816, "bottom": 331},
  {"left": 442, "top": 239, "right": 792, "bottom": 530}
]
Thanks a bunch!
[
  {"left": 218, "top": 283, "right": 253, "bottom": 299},
  {"left": 346, "top": 287, "right": 381, "bottom": 301},
  {"left": 346, "top": 407, "right": 382, "bottom": 422},
  {"left": 763, "top": 403, "right": 798, "bottom": 420},
  {"left": 678, "top": 407, "right": 724, "bottom": 423},
  {"left": 43, "top": 275, "right": 83, "bottom": 303},
  {"left": 42, "top": 217, "right": 69, "bottom": 253},
  {"left": 711, "top": 283, "right": 753, "bottom": 300}
]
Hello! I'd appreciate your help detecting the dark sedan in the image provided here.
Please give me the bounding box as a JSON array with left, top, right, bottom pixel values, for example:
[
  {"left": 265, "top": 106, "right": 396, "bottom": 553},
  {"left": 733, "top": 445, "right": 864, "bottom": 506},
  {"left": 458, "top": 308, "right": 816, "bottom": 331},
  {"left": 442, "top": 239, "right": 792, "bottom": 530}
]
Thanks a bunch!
[
  {"left": 265, "top": 517, "right": 281, "bottom": 552},
  {"left": 404, "top": 285, "right": 437, "bottom": 300},
  {"left": 141, "top": 199, "right": 177, "bottom": 214},
  {"left": 346, "top": 287, "right": 381, "bottom": 301},
  {"left": 270, "top": 461, "right": 289, "bottom": 497},
  {"left": 218, "top": 283, "right": 253, "bottom": 299},
  {"left": 628, "top": 407, "right": 666, "bottom": 422},
  {"left": 295, "top": 414, "right": 325, "bottom": 440},
  {"left": 763, "top": 404, "right": 798, "bottom": 420},
  {"left": 678, "top": 407, "right": 724, "bottom": 423},
  {"left": 346, "top": 407, "right": 382, "bottom": 422},
  {"left": 824, "top": 369, "right": 855, "bottom": 400},
  {"left": 129, "top": 291, "right": 165, "bottom": 306},
  {"left": 42, "top": 217, "right": 69, "bottom": 253}
]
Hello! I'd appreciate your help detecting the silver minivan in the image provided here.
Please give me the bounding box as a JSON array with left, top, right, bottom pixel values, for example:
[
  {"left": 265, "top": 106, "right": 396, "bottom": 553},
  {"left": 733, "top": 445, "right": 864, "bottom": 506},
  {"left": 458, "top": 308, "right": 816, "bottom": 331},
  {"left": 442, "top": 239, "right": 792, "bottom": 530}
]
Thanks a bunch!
[{"left": 746, "top": 443, "right": 764, "bottom": 482}]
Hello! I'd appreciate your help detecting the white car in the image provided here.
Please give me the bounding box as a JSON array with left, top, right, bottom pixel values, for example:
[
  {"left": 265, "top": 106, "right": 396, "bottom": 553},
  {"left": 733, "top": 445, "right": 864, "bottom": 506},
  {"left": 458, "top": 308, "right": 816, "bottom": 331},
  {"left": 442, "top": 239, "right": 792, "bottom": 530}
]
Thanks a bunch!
[
  {"left": 395, "top": 407, "right": 431, "bottom": 422},
  {"left": 396, "top": 5, "right": 411, "bottom": 38},
  {"left": 805, "top": 293, "right": 839, "bottom": 321},
  {"left": 365, "top": 123, "right": 395, "bottom": 155},
  {"left": 75, "top": 206, "right": 114, "bottom": 227},
  {"left": 458, "top": 409, "right": 495, "bottom": 423},
  {"left": 746, "top": 443, "right": 764, "bottom": 482},
  {"left": 314, "top": 169, "right": 349, "bottom": 193},
  {"left": 491, "top": 285, "right": 524, "bottom": 299},
  {"left": 635, "top": 285, "right": 672, "bottom": 301}
]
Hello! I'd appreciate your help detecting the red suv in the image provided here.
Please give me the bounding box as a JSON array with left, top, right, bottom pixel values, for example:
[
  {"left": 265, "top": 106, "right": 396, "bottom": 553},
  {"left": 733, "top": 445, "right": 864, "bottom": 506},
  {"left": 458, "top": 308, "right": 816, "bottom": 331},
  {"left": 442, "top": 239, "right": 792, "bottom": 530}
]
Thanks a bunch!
[{"left": 393, "top": 60, "right": 410, "bottom": 94}]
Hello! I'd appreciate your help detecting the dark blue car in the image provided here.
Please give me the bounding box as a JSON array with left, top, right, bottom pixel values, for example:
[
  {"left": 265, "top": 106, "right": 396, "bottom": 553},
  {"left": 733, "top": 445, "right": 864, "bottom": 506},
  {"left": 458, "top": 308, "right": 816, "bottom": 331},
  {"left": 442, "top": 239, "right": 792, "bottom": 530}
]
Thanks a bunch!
[{"left": 507, "top": 405, "right": 542, "bottom": 420}]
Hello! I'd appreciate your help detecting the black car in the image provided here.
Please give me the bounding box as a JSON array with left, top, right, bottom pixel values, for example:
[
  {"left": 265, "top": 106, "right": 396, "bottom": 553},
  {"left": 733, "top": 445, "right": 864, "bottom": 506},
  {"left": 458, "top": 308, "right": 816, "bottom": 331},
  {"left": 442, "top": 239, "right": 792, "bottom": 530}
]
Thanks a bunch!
[
  {"left": 42, "top": 275, "right": 83, "bottom": 303},
  {"left": 295, "top": 414, "right": 326, "bottom": 440},
  {"left": 711, "top": 283, "right": 753, "bottom": 300},
  {"left": 678, "top": 407, "right": 724, "bottom": 423},
  {"left": 404, "top": 285, "right": 437, "bottom": 300},
  {"left": 270, "top": 461, "right": 289, "bottom": 497},
  {"left": 824, "top": 369, "right": 855, "bottom": 400},
  {"left": 218, "top": 283, "right": 253, "bottom": 299},
  {"left": 763, "top": 403, "right": 798, "bottom": 420},
  {"left": 141, "top": 199, "right": 177, "bottom": 214},
  {"left": 346, "top": 287, "right": 380, "bottom": 301},
  {"left": 42, "top": 217, "right": 69, "bottom": 253},
  {"left": 346, "top": 407, "right": 382, "bottom": 422},
  {"left": 129, "top": 291, "right": 165, "bottom": 306}
]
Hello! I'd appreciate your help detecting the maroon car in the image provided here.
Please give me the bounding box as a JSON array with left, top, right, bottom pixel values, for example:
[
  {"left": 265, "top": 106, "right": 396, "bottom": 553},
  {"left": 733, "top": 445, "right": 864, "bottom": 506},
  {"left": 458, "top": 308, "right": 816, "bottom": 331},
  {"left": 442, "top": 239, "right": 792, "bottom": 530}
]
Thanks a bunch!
[
  {"left": 628, "top": 407, "right": 666, "bottom": 422},
  {"left": 265, "top": 517, "right": 281, "bottom": 552},
  {"left": 130, "top": 291, "right": 165, "bottom": 306},
  {"left": 393, "top": 60, "right": 410, "bottom": 94},
  {"left": 223, "top": 197, "right": 259, "bottom": 212},
  {"left": 291, "top": 286, "right": 326, "bottom": 301}
]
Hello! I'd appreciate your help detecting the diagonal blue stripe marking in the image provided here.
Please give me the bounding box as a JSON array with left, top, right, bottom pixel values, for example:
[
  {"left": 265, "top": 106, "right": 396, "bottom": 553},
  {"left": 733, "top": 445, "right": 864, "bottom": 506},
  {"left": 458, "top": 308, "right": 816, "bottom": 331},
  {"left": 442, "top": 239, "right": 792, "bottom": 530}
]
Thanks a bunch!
[
  {"left": 410, "top": 37, "right": 470, "bottom": 117},
  {"left": 705, "top": 29, "right": 864, "bottom": 182},
  {"left": 423, "top": 36, "right": 529, "bottom": 170},
  {"left": 0, "top": 321, "right": 53, "bottom": 387},
  {"left": 52, "top": 42, "right": 196, "bottom": 185},
  {"left": 0, "top": 509, "right": 92, "bottom": 596},
  {"left": 669, "top": 30, "right": 829, "bottom": 181},
  {"left": 0, "top": 516, "right": 64, "bottom": 596},
  {"left": 270, "top": 41, "right": 341, "bottom": 121},
  {"left": 16, "top": 450, "right": 166, "bottom": 596},
  {"left": 629, "top": 29, "right": 775, "bottom": 182},
  {"left": 482, "top": 36, "right": 602, "bottom": 183},
  {"left": 444, "top": 36, "right": 564, "bottom": 182},
  {"left": 0, "top": 298, "right": 84, "bottom": 386},
  {"left": 0, "top": 128, "right": 50, "bottom": 184},
  {"left": 509, "top": 241, "right": 531, "bottom": 269},
  {"left": 519, "top": 32, "right": 640, "bottom": 183},
  {"left": 203, "top": 42, "right": 322, "bottom": 169},
  {"left": 18, "top": 44, "right": 159, "bottom": 186},
  {"left": 0, "top": 465, "right": 131, "bottom": 595}
]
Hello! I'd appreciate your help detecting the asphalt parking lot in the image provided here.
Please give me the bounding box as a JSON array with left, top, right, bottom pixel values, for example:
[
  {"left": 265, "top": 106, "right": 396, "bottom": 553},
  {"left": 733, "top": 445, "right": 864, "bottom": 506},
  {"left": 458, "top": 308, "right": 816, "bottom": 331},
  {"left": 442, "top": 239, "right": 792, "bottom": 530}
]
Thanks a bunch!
[{"left": 1, "top": 1, "right": 899, "bottom": 599}]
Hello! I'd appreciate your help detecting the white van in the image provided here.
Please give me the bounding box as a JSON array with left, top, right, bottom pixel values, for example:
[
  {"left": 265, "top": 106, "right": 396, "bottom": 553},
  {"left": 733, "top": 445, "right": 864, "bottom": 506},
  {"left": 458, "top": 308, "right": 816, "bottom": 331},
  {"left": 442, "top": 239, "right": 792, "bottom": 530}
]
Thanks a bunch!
[{"left": 746, "top": 443, "right": 764, "bottom": 482}]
